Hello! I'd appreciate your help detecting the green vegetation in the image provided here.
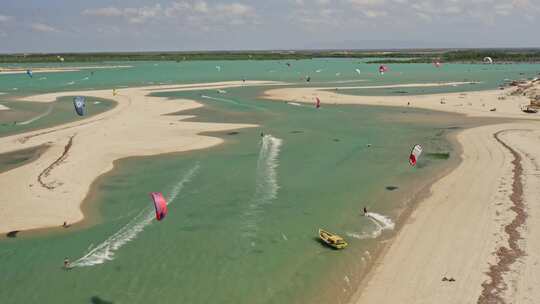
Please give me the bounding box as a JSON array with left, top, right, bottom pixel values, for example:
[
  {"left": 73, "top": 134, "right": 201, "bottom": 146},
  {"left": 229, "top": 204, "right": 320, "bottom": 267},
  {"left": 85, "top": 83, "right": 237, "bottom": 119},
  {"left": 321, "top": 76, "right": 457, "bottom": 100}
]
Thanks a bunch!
[
  {"left": 426, "top": 152, "right": 451, "bottom": 160},
  {"left": 0, "top": 49, "right": 539, "bottom": 63},
  {"left": 367, "top": 49, "right": 540, "bottom": 64}
]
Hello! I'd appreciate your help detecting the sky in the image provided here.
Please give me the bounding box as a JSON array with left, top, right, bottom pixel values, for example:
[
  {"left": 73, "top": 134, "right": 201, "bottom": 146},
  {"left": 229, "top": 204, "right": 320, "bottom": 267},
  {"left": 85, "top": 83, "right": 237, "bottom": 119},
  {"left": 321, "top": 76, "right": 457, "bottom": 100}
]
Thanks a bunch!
[{"left": 0, "top": 0, "right": 539, "bottom": 53}]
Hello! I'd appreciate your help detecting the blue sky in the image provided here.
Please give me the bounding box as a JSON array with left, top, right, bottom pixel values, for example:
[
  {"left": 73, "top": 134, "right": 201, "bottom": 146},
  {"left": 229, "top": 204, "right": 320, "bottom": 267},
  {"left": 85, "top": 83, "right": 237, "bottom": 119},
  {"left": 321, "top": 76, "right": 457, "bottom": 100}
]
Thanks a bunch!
[{"left": 0, "top": 0, "right": 539, "bottom": 53}]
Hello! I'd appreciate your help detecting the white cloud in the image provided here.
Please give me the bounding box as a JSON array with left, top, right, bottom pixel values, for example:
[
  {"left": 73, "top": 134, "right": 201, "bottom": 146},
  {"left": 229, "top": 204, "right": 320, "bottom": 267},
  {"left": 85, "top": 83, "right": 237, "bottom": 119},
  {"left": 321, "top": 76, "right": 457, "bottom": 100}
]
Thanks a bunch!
[
  {"left": 83, "top": 1, "right": 258, "bottom": 27},
  {"left": 31, "top": 23, "right": 59, "bottom": 33},
  {"left": 82, "top": 7, "right": 123, "bottom": 17},
  {"left": 0, "top": 14, "right": 14, "bottom": 23}
]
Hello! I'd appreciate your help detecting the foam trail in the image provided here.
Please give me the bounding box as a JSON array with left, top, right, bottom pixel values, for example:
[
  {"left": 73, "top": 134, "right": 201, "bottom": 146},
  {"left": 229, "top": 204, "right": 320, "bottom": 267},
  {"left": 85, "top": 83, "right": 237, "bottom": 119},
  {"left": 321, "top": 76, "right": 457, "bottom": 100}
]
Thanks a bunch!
[
  {"left": 242, "top": 135, "right": 283, "bottom": 238},
  {"left": 287, "top": 102, "right": 303, "bottom": 107},
  {"left": 346, "top": 212, "right": 395, "bottom": 240},
  {"left": 71, "top": 163, "right": 200, "bottom": 267},
  {"left": 17, "top": 105, "right": 53, "bottom": 125}
]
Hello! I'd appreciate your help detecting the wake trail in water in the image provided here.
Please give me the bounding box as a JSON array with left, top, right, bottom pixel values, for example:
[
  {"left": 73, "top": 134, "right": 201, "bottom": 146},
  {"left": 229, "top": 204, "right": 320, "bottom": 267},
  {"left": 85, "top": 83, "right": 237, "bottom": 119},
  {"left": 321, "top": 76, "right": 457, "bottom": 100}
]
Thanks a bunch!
[
  {"left": 346, "top": 212, "right": 395, "bottom": 240},
  {"left": 17, "top": 105, "right": 54, "bottom": 125},
  {"left": 71, "top": 163, "right": 200, "bottom": 267},
  {"left": 242, "top": 135, "right": 283, "bottom": 238}
]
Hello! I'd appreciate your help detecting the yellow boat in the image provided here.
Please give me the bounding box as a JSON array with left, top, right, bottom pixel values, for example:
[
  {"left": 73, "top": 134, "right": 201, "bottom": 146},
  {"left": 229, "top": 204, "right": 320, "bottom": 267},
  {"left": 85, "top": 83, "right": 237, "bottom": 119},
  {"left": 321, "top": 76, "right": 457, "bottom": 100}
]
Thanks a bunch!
[{"left": 318, "top": 228, "right": 348, "bottom": 249}]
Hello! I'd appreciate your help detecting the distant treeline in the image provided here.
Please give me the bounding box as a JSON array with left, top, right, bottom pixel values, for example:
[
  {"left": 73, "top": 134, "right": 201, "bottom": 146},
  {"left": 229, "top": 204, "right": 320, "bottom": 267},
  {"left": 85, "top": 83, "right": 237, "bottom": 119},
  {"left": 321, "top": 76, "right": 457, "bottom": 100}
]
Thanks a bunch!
[
  {"left": 366, "top": 50, "right": 540, "bottom": 64},
  {"left": 0, "top": 49, "right": 539, "bottom": 63}
]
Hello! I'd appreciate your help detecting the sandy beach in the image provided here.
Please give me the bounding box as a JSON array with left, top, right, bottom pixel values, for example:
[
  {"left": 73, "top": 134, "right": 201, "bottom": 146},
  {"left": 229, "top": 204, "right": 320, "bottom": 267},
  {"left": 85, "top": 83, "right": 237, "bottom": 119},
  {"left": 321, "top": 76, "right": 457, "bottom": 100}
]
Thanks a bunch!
[
  {"left": 263, "top": 82, "right": 540, "bottom": 120},
  {"left": 0, "top": 80, "right": 279, "bottom": 234},
  {"left": 0, "top": 65, "right": 132, "bottom": 75},
  {"left": 352, "top": 123, "right": 540, "bottom": 304},
  {"left": 263, "top": 82, "right": 540, "bottom": 303}
]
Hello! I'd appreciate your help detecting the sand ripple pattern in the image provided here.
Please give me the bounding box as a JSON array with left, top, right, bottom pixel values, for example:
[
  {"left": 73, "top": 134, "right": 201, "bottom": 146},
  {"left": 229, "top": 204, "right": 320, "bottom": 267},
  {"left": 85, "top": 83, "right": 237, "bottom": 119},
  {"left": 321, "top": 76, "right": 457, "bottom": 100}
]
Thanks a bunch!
[
  {"left": 71, "top": 163, "right": 200, "bottom": 267},
  {"left": 242, "top": 135, "right": 283, "bottom": 238}
]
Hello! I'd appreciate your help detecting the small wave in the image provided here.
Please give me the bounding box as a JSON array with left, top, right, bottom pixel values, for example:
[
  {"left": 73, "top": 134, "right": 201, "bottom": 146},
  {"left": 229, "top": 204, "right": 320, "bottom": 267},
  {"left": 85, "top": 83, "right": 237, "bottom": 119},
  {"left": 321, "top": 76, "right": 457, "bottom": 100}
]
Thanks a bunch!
[
  {"left": 347, "top": 212, "right": 395, "bottom": 240},
  {"left": 287, "top": 102, "right": 302, "bottom": 107},
  {"left": 71, "top": 163, "right": 200, "bottom": 267},
  {"left": 17, "top": 105, "right": 54, "bottom": 125},
  {"left": 242, "top": 135, "right": 283, "bottom": 238}
]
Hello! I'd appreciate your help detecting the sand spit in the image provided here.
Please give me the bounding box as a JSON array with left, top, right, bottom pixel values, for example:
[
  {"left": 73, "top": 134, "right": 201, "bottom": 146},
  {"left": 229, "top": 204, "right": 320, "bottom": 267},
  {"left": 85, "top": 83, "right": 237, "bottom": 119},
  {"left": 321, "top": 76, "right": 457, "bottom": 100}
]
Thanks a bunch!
[{"left": 0, "top": 81, "right": 279, "bottom": 234}]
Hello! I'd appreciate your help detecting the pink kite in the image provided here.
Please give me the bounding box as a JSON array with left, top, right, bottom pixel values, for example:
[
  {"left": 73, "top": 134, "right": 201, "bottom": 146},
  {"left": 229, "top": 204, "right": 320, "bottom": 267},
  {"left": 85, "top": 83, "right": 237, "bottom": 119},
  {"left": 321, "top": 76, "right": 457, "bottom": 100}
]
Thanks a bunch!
[{"left": 150, "top": 192, "right": 168, "bottom": 221}]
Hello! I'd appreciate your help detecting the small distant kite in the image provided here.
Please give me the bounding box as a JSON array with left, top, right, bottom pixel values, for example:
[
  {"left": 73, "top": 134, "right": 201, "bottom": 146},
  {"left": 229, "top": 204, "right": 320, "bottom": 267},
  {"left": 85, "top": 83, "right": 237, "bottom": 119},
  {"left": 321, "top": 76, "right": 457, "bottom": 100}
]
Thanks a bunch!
[
  {"left": 483, "top": 57, "right": 493, "bottom": 64},
  {"left": 379, "top": 65, "right": 389, "bottom": 75}
]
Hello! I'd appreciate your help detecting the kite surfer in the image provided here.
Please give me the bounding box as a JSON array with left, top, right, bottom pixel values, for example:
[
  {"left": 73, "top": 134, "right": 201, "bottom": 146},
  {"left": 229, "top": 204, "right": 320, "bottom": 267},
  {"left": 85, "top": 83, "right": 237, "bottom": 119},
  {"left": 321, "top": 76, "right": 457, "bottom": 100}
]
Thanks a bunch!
[
  {"left": 63, "top": 257, "right": 70, "bottom": 269},
  {"left": 363, "top": 207, "right": 368, "bottom": 216}
]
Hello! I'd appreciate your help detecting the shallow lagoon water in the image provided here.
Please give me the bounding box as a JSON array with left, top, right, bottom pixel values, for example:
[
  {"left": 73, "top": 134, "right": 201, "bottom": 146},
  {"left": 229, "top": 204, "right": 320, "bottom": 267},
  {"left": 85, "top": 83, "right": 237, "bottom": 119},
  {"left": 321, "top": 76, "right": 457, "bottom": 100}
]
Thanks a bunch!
[{"left": 0, "top": 59, "right": 538, "bottom": 304}]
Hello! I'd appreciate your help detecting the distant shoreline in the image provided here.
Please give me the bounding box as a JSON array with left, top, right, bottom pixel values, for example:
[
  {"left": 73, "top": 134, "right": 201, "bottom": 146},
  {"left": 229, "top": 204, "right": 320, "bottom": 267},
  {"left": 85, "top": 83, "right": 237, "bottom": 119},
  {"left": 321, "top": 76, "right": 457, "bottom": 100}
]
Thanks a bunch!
[
  {"left": 1, "top": 49, "right": 539, "bottom": 64},
  {"left": 0, "top": 65, "right": 132, "bottom": 75}
]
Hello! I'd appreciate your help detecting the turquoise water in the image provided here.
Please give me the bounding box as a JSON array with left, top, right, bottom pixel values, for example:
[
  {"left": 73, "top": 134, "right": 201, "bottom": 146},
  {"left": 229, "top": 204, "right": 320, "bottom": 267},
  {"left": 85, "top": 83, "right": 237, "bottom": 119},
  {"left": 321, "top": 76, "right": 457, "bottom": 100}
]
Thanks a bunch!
[
  {"left": 0, "top": 96, "right": 114, "bottom": 137},
  {"left": 1, "top": 59, "right": 538, "bottom": 95},
  {"left": 0, "top": 60, "right": 538, "bottom": 304}
]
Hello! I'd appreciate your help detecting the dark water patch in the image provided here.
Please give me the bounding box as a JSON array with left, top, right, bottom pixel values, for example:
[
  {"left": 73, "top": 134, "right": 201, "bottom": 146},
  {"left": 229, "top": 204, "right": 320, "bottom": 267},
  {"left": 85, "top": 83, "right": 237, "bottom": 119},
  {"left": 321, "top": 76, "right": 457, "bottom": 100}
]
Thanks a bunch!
[
  {"left": 90, "top": 296, "right": 114, "bottom": 304},
  {"left": 333, "top": 138, "right": 340, "bottom": 142},
  {"left": 6, "top": 231, "right": 19, "bottom": 238},
  {"left": 426, "top": 152, "right": 450, "bottom": 160},
  {"left": 227, "top": 131, "right": 240, "bottom": 135},
  {"left": 290, "top": 130, "right": 304, "bottom": 134},
  {"left": 0, "top": 144, "right": 49, "bottom": 173},
  {"left": 385, "top": 186, "right": 399, "bottom": 191}
]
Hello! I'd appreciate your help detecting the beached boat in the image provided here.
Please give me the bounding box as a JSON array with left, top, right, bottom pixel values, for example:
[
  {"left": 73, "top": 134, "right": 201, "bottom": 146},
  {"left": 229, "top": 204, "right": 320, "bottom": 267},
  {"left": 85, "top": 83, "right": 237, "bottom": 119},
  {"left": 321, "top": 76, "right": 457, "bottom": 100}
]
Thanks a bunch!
[{"left": 318, "top": 228, "right": 348, "bottom": 249}]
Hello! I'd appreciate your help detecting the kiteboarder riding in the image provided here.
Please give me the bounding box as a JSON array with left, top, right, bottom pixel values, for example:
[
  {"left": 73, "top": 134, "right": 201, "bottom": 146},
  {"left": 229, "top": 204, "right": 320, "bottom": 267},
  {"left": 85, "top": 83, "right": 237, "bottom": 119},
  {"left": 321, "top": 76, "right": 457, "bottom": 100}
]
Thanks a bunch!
[{"left": 363, "top": 207, "right": 368, "bottom": 216}]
